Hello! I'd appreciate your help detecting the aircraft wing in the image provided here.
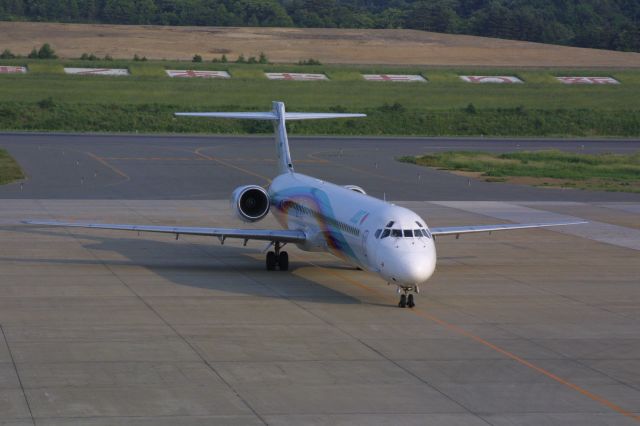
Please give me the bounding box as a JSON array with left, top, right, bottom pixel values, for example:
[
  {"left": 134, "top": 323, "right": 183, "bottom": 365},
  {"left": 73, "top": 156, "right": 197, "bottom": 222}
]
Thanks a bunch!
[
  {"left": 22, "top": 220, "right": 307, "bottom": 243},
  {"left": 430, "top": 220, "right": 587, "bottom": 237}
]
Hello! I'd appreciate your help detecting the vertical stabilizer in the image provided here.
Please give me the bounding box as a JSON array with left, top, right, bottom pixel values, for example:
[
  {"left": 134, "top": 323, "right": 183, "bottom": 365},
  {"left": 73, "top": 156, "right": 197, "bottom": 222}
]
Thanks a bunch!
[{"left": 272, "top": 101, "right": 294, "bottom": 175}]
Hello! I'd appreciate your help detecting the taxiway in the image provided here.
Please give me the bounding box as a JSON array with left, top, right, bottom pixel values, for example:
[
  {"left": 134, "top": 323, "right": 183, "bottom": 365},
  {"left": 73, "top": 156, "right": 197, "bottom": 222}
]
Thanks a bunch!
[{"left": 0, "top": 134, "right": 638, "bottom": 425}]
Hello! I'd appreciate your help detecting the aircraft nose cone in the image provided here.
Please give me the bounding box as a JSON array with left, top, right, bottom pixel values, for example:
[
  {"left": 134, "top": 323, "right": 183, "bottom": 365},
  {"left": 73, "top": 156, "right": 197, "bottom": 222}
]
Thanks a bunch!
[
  {"left": 404, "top": 255, "right": 436, "bottom": 283},
  {"left": 384, "top": 245, "right": 436, "bottom": 284}
]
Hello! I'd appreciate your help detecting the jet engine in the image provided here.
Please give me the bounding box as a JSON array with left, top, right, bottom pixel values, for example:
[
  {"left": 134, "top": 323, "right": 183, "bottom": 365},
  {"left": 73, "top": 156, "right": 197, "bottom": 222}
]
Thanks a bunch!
[
  {"left": 343, "top": 185, "right": 366, "bottom": 195},
  {"left": 231, "top": 185, "right": 271, "bottom": 222}
]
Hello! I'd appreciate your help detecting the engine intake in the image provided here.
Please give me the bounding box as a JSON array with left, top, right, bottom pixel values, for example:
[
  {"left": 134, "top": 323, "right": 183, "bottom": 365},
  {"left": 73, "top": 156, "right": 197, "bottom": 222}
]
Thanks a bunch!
[{"left": 231, "top": 185, "right": 271, "bottom": 222}]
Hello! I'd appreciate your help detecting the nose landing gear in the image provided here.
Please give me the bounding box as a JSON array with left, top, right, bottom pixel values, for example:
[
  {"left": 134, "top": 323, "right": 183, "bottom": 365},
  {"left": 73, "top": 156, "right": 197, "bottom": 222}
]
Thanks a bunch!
[
  {"left": 396, "top": 285, "right": 419, "bottom": 308},
  {"left": 266, "top": 241, "right": 288, "bottom": 271}
]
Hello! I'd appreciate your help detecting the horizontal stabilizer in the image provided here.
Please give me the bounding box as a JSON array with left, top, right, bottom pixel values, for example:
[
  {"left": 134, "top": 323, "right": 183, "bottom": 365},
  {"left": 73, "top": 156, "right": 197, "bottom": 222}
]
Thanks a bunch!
[
  {"left": 175, "top": 101, "right": 365, "bottom": 174},
  {"left": 174, "top": 112, "right": 366, "bottom": 120}
]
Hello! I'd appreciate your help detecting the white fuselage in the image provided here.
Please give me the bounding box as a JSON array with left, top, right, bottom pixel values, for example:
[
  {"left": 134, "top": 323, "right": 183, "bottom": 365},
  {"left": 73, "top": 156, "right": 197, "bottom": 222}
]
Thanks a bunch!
[{"left": 268, "top": 172, "right": 437, "bottom": 286}]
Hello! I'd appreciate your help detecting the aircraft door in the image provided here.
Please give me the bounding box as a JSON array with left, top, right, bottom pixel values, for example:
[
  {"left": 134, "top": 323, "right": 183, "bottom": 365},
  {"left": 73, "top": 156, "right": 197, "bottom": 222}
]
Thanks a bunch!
[{"left": 362, "top": 229, "right": 369, "bottom": 261}]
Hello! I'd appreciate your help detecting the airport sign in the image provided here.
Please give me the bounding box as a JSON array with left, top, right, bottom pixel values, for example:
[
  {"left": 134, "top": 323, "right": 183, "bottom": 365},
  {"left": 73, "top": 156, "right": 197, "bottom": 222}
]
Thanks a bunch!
[{"left": 460, "top": 75, "right": 523, "bottom": 84}]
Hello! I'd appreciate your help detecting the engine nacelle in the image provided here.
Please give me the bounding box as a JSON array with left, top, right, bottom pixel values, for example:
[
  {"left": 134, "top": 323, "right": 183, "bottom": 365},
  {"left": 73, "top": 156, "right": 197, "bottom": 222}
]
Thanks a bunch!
[
  {"left": 343, "top": 185, "right": 366, "bottom": 195},
  {"left": 231, "top": 185, "right": 271, "bottom": 222}
]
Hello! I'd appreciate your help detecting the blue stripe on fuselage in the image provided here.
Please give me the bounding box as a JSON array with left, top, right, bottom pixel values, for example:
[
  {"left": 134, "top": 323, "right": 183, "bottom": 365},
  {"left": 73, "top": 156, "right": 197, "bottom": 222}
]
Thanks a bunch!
[{"left": 271, "top": 186, "right": 358, "bottom": 261}]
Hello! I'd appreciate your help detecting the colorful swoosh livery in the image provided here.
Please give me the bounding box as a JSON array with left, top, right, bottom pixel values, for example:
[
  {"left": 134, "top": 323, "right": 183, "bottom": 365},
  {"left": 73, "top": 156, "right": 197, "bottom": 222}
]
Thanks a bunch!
[{"left": 270, "top": 184, "right": 359, "bottom": 262}]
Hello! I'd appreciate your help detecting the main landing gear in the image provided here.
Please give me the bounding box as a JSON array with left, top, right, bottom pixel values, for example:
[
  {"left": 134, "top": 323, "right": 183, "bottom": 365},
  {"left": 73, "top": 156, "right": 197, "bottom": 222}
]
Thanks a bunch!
[
  {"left": 266, "top": 241, "right": 288, "bottom": 271},
  {"left": 397, "top": 285, "right": 419, "bottom": 308}
]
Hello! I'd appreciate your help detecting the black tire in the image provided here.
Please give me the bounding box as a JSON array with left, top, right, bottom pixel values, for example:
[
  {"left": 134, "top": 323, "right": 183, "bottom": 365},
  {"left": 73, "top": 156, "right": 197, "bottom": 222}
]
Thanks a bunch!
[
  {"left": 278, "top": 251, "right": 289, "bottom": 271},
  {"left": 407, "top": 294, "right": 415, "bottom": 308},
  {"left": 399, "top": 294, "right": 407, "bottom": 308},
  {"left": 266, "top": 251, "right": 277, "bottom": 271}
]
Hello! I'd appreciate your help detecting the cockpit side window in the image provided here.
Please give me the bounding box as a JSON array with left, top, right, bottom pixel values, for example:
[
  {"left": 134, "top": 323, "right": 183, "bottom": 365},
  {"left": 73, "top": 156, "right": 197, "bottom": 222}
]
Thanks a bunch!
[
  {"left": 414, "top": 229, "right": 422, "bottom": 237},
  {"left": 423, "top": 229, "right": 432, "bottom": 238},
  {"left": 381, "top": 229, "right": 390, "bottom": 239},
  {"left": 403, "top": 230, "right": 412, "bottom": 237},
  {"left": 386, "top": 221, "right": 395, "bottom": 228},
  {"left": 391, "top": 229, "right": 402, "bottom": 238},
  {"left": 415, "top": 221, "right": 424, "bottom": 228},
  {"left": 374, "top": 229, "right": 382, "bottom": 238}
]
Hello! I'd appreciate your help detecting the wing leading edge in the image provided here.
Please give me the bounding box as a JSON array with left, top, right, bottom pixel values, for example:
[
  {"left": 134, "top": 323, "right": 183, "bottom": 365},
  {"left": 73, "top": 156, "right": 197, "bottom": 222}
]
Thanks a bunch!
[
  {"left": 430, "top": 220, "right": 587, "bottom": 236},
  {"left": 22, "top": 220, "right": 307, "bottom": 243}
]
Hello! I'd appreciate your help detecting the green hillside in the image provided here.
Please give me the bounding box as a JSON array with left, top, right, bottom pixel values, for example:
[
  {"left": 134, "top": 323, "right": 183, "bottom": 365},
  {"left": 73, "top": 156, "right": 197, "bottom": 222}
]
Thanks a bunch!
[{"left": 0, "top": 0, "right": 638, "bottom": 52}]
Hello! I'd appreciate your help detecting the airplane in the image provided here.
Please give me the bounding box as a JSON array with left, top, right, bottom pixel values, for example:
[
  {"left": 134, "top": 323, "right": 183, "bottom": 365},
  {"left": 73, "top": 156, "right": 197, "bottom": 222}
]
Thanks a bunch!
[{"left": 25, "top": 101, "right": 586, "bottom": 308}]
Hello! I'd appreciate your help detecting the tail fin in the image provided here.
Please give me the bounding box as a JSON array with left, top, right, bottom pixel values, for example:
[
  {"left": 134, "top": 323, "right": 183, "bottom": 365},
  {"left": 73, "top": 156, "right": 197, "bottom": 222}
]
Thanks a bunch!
[{"left": 175, "top": 101, "right": 365, "bottom": 175}]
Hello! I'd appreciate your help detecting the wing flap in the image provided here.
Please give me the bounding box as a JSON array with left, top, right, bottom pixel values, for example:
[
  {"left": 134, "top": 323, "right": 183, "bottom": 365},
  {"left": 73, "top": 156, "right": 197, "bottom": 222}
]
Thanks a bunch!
[
  {"left": 430, "top": 221, "right": 587, "bottom": 236},
  {"left": 23, "top": 220, "right": 307, "bottom": 243}
]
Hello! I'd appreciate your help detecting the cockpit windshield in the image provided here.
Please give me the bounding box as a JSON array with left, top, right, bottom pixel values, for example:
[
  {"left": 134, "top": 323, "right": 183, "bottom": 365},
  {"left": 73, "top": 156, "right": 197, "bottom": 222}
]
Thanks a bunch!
[{"left": 375, "top": 223, "right": 432, "bottom": 239}]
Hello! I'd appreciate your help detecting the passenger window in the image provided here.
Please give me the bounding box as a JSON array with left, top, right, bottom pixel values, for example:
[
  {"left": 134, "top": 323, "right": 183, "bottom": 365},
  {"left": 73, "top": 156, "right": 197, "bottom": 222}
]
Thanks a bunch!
[
  {"left": 381, "top": 229, "right": 390, "bottom": 239},
  {"left": 403, "top": 230, "right": 413, "bottom": 238},
  {"left": 391, "top": 229, "right": 402, "bottom": 238},
  {"left": 374, "top": 229, "right": 381, "bottom": 238}
]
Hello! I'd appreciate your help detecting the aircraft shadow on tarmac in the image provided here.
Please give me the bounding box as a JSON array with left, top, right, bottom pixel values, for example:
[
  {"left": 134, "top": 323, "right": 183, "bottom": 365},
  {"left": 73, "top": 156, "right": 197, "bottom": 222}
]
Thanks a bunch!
[{"left": 6, "top": 226, "right": 364, "bottom": 305}]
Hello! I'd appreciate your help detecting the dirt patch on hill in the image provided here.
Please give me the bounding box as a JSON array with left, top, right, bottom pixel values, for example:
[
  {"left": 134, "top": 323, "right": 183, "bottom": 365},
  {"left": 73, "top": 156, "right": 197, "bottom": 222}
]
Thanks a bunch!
[{"left": 1, "top": 22, "right": 639, "bottom": 67}]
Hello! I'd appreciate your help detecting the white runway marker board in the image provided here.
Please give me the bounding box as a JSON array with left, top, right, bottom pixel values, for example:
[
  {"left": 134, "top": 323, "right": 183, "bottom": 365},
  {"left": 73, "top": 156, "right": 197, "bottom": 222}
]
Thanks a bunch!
[
  {"left": 64, "top": 68, "right": 130, "bottom": 76},
  {"left": 556, "top": 76, "right": 620, "bottom": 85},
  {"left": 166, "top": 70, "right": 230, "bottom": 79},
  {"left": 460, "top": 75, "right": 523, "bottom": 84},
  {"left": 362, "top": 74, "right": 426, "bottom": 82},
  {"left": 0, "top": 66, "right": 27, "bottom": 74},
  {"left": 265, "top": 72, "right": 329, "bottom": 81}
]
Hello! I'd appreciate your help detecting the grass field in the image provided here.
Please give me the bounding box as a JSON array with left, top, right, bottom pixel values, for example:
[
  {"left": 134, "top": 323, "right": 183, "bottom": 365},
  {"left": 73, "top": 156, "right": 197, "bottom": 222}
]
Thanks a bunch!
[
  {"left": 0, "top": 59, "right": 639, "bottom": 136},
  {"left": 0, "top": 148, "right": 24, "bottom": 185},
  {"left": 3, "top": 22, "right": 639, "bottom": 68},
  {"left": 400, "top": 150, "right": 640, "bottom": 192}
]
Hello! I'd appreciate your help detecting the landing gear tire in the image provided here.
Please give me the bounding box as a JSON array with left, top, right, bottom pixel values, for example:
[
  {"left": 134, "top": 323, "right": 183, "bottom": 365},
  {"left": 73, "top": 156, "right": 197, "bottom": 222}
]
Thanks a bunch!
[
  {"left": 397, "top": 286, "right": 416, "bottom": 308},
  {"left": 278, "top": 251, "right": 289, "bottom": 271},
  {"left": 399, "top": 294, "right": 407, "bottom": 308},
  {"left": 407, "top": 294, "right": 415, "bottom": 308},
  {"left": 266, "top": 251, "right": 277, "bottom": 271}
]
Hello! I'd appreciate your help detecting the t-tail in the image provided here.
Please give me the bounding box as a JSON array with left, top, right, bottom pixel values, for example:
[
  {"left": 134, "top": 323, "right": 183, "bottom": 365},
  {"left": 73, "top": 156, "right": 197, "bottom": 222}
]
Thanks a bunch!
[{"left": 175, "top": 101, "right": 366, "bottom": 175}]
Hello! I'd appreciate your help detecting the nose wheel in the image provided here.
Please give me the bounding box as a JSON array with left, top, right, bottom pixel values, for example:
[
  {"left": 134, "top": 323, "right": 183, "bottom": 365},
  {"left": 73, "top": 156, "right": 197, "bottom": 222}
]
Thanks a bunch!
[
  {"left": 266, "top": 242, "right": 288, "bottom": 271},
  {"left": 397, "top": 286, "right": 418, "bottom": 308}
]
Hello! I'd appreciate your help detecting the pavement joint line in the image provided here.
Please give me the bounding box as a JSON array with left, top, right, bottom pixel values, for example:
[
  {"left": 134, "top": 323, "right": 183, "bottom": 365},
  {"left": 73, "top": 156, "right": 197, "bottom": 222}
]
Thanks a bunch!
[
  {"left": 194, "top": 147, "right": 272, "bottom": 184},
  {"left": 287, "top": 254, "right": 494, "bottom": 424},
  {"left": 452, "top": 263, "right": 640, "bottom": 397},
  {"left": 90, "top": 247, "right": 269, "bottom": 425},
  {"left": 149, "top": 237, "right": 295, "bottom": 425},
  {"left": 0, "top": 324, "right": 36, "bottom": 425},
  {"left": 297, "top": 254, "right": 640, "bottom": 422},
  {"left": 441, "top": 271, "right": 640, "bottom": 414},
  {"left": 432, "top": 201, "right": 640, "bottom": 252},
  {"left": 38, "top": 202, "right": 269, "bottom": 425}
]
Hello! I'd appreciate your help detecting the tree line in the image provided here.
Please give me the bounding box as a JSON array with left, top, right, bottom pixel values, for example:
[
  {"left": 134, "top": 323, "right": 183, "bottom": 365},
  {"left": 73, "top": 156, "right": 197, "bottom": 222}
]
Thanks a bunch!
[{"left": 1, "top": 0, "right": 638, "bottom": 52}]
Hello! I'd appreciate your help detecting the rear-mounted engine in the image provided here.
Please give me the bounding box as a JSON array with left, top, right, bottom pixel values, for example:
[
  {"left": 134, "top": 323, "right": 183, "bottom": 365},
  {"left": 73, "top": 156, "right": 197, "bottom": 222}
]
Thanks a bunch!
[{"left": 231, "top": 185, "right": 271, "bottom": 222}]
